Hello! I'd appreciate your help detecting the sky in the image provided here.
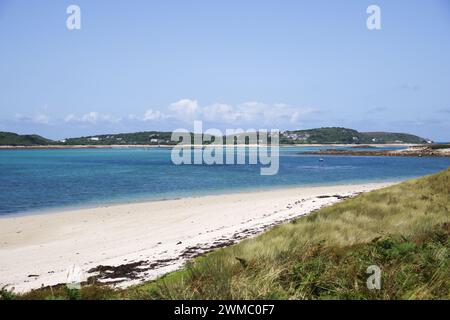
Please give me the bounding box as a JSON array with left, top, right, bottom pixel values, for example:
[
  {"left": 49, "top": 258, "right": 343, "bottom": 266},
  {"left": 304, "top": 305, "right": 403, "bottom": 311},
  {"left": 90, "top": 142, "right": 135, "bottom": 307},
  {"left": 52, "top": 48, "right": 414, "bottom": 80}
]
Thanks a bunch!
[{"left": 0, "top": 0, "right": 450, "bottom": 141}]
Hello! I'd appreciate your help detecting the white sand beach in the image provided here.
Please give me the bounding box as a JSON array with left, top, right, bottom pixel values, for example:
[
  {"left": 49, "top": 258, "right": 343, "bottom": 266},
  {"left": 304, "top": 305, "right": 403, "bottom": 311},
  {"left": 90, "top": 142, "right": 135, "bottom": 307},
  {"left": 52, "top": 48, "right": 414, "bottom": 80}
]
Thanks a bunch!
[{"left": 0, "top": 182, "right": 395, "bottom": 293}]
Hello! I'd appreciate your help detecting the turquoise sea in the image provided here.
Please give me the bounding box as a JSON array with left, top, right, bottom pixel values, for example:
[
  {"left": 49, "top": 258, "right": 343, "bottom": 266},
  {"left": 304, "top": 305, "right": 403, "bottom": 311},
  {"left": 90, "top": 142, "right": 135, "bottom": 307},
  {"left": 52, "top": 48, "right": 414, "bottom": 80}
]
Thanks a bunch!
[{"left": 1, "top": 146, "right": 449, "bottom": 216}]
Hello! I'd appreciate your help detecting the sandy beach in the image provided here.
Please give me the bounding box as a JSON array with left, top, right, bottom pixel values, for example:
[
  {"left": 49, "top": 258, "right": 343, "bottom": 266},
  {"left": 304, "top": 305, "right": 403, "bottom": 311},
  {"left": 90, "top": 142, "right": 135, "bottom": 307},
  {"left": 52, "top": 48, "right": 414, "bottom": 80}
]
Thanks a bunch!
[{"left": 0, "top": 182, "right": 395, "bottom": 293}]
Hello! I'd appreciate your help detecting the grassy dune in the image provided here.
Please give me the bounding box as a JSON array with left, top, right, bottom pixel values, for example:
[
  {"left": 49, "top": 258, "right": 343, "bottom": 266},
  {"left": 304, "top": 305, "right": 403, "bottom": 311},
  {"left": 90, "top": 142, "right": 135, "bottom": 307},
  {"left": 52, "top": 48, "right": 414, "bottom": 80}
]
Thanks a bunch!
[{"left": 3, "top": 168, "right": 449, "bottom": 300}]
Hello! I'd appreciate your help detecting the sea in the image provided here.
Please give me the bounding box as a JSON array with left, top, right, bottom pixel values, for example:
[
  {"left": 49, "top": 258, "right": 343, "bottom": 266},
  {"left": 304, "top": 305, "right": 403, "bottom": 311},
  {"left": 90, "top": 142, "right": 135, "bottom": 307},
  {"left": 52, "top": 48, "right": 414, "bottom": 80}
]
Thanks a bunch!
[{"left": 1, "top": 146, "right": 449, "bottom": 216}]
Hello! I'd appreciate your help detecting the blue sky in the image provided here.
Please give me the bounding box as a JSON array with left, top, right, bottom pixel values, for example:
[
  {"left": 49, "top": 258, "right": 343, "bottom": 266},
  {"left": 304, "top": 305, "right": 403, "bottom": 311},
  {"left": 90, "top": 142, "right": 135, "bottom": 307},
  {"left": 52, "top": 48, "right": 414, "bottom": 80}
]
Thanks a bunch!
[{"left": 1, "top": 0, "right": 450, "bottom": 141}]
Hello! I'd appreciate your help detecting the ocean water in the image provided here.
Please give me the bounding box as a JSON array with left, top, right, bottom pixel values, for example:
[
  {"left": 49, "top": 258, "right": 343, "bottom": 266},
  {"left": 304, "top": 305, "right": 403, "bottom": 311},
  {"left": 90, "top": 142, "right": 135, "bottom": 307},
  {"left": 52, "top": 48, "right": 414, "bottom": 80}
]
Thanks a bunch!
[{"left": 0, "top": 146, "right": 449, "bottom": 216}]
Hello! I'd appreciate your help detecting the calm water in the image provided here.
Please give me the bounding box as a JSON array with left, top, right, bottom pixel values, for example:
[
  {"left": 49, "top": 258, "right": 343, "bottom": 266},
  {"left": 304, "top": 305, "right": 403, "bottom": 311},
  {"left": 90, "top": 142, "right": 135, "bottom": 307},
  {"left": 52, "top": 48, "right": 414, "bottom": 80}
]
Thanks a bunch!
[{"left": 1, "top": 147, "right": 449, "bottom": 216}]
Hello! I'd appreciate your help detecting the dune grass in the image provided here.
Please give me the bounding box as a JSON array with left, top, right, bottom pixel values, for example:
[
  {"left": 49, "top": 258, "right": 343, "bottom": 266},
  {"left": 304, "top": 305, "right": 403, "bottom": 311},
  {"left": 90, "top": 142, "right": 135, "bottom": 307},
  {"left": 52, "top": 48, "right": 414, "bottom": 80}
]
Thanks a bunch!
[{"left": 3, "top": 168, "right": 449, "bottom": 300}]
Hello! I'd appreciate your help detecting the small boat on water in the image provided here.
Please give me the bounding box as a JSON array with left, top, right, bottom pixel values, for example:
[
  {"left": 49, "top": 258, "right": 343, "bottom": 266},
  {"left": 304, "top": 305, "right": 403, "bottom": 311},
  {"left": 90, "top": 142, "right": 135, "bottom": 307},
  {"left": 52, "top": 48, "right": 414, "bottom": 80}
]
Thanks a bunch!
[{"left": 319, "top": 158, "right": 324, "bottom": 162}]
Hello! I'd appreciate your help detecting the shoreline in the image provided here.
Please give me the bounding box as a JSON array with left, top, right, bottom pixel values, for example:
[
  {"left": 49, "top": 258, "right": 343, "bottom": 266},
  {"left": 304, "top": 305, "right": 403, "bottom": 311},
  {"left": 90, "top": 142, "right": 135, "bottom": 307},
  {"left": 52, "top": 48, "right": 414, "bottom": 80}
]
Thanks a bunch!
[
  {"left": 0, "top": 178, "right": 403, "bottom": 220},
  {"left": 0, "top": 181, "right": 397, "bottom": 293},
  {"left": 0, "top": 143, "right": 417, "bottom": 150},
  {"left": 303, "top": 147, "right": 450, "bottom": 158}
]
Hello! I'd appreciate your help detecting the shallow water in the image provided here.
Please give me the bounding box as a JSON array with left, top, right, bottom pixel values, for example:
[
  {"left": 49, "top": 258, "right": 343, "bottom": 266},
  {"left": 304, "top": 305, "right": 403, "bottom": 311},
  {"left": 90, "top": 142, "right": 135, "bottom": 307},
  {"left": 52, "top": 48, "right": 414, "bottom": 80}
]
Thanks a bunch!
[{"left": 0, "top": 146, "right": 449, "bottom": 215}]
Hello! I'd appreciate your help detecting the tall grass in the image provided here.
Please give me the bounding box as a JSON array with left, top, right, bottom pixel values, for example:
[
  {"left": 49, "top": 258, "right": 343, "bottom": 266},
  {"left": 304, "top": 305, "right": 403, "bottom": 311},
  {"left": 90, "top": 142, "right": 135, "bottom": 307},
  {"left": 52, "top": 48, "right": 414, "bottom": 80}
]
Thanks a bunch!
[
  {"left": 8, "top": 168, "right": 450, "bottom": 300},
  {"left": 131, "top": 167, "right": 449, "bottom": 300}
]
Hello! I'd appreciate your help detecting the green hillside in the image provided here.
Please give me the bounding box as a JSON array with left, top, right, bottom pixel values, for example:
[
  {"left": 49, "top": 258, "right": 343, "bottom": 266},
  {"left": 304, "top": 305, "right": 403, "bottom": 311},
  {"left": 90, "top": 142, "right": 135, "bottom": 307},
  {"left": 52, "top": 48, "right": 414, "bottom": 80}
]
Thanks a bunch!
[
  {"left": 66, "top": 128, "right": 430, "bottom": 145},
  {"left": 281, "top": 127, "right": 430, "bottom": 144},
  {"left": 64, "top": 132, "right": 221, "bottom": 145},
  {"left": 361, "top": 131, "right": 431, "bottom": 144},
  {"left": 64, "top": 131, "right": 176, "bottom": 145},
  {"left": 0, "top": 128, "right": 431, "bottom": 146},
  {"left": 0, "top": 132, "right": 55, "bottom": 146}
]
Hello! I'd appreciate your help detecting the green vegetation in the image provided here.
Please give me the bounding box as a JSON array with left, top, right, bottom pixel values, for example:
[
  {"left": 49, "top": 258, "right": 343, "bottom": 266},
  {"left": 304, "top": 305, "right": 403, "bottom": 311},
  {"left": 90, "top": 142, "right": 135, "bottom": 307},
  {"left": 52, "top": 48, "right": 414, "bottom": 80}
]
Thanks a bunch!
[
  {"left": 362, "top": 131, "right": 431, "bottom": 144},
  {"left": 64, "top": 131, "right": 177, "bottom": 145},
  {"left": 1, "top": 286, "right": 17, "bottom": 300},
  {"left": 64, "top": 132, "right": 244, "bottom": 145},
  {"left": 66, "top": 127, "right": 430, "bottom": 146},
  {"left": 0, "top": 132, "right": 55, "bottom": 146},
  {"left": 5, "top": 167, "right": 449, "bottom": 300},
  {"left": 282, "top": 127, "right": 430, "bottom": 144},
  {"left": 0, "top": 128, "right": 431, "bottom": 146}
]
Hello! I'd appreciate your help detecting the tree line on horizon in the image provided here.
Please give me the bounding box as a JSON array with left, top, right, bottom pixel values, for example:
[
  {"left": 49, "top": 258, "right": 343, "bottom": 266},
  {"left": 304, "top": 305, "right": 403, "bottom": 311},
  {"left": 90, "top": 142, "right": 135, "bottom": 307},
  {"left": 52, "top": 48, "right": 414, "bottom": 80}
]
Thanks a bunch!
[{"left": 0, "top": 127, "right": 432, "bottom": 146}]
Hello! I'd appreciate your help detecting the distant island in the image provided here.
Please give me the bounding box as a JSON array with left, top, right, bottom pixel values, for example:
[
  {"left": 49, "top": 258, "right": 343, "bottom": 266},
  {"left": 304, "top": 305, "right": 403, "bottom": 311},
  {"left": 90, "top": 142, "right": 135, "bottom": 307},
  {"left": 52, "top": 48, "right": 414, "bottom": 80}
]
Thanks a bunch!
[
  {"left": 0, "top": 132, "right": 55, "bottom": 146},
  {"left": 0, "top": 127, "right": 433, "bottom": 147},
  {"left": 279, "top": 127, "right": 432, "bottom": 145}
]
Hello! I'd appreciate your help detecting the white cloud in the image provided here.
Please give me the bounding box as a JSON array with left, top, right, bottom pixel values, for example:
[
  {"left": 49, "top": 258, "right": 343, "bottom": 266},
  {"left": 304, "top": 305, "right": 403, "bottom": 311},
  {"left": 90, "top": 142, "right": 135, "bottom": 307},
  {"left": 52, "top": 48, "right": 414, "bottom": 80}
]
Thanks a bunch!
[
  {"left": 64, "top": 112, "right": 120, "bottom": 124},
  {"left": 167, "top": 99, "right": 200, "bottom": 120},
  {"left": 14, "top": 100, "right": 314, "bottom": 130},
  {"left": 221, "top": 101, "right": 313, "bottom": 126},
  {"left": 64, "top": 114, "right": 76, "bottom": 123},
  {"left": 202, "top": 103, "right": 243, "bottom": 123},
  {"left": 128, "top": 109, "right": 166, "bottom": 122},
  {"left": 81, "top": 112, "right": 99, "bottom": 123},
  {"left": 259, "top": 102, "right": 313, "bottom": 125},
  {"left": 128, "top": 99, "right": 314, "bottom": 127},
  {"left": 15, "top": 113, "right": 50, "bottom": 124},
  {"left": 33, "top": 113, "right": 50, "bottom": 124},
  {"left": 144, "top": 109, "right": 165, "bottom": 121}
]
